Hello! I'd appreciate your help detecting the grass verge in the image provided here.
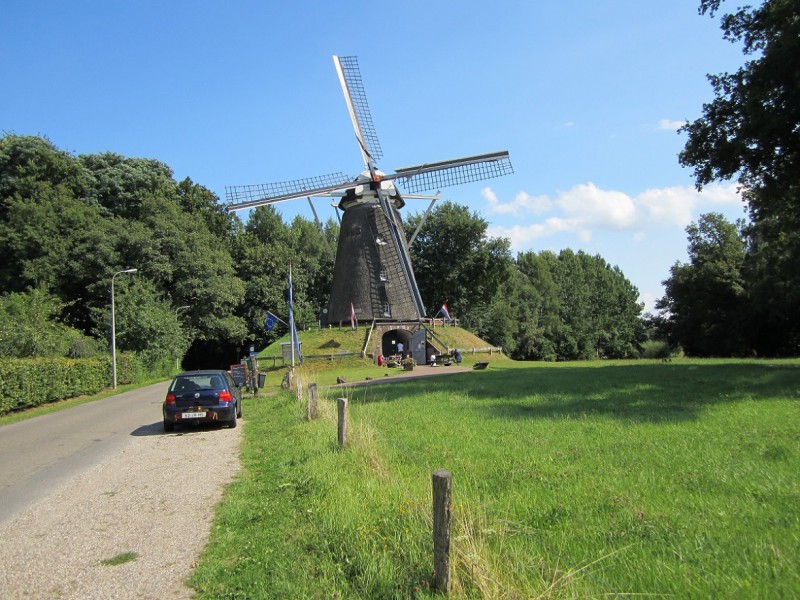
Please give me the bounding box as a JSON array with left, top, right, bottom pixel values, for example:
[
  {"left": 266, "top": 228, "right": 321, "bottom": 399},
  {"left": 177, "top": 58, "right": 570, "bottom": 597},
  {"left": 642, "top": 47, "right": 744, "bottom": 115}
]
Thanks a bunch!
[{"left": 191, "top": 358, "right": 800, "bottom": 598}]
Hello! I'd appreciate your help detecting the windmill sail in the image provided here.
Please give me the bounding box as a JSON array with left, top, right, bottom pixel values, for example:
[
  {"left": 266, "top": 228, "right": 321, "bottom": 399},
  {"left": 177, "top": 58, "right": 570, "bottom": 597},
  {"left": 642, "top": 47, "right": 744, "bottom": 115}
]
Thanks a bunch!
[
  {"left": 225, "top": 172, "right": 351, "bottom": 211},
  {"left": 333, "top": 55, "right": 383, "bottom": 165},
  {"left": 392, "top": 151, "right": 514, "bottom": 193}
]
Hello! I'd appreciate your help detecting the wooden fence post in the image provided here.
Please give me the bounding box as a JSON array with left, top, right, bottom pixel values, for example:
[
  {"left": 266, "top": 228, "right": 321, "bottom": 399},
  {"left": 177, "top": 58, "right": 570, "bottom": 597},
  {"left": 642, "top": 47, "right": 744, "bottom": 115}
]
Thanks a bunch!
[
  {"left": 433, "top": 468, "right": 452, "bottom": 594},
  {"left": 337, "top": 397, "right": 348, "bottom": 447},
  {"left": 307, "top": 383, "right": 318, "bottom": 420}
]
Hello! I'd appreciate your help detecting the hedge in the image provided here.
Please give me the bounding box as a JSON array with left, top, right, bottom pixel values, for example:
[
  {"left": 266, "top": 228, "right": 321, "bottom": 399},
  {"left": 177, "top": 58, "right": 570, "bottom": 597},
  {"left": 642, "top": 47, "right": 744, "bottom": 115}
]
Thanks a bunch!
[{"left": 0, "top": 353, "right": 142, "bottom": 415}]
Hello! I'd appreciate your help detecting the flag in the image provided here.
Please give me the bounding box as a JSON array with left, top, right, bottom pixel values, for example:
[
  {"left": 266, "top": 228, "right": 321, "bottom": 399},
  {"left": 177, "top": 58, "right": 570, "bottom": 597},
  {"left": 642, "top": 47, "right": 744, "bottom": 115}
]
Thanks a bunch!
[
  {"left": 265, "top": 312, "right": 278, "bottom": 331},
  {"left": 288, "top": 261, "right": 302, "bottom": 365},
  {"left": 440, "top": 303, "right": 452, "bottom": 321},
  {"left": 350, "top": 302, "right": 356, "bottom": 330}
]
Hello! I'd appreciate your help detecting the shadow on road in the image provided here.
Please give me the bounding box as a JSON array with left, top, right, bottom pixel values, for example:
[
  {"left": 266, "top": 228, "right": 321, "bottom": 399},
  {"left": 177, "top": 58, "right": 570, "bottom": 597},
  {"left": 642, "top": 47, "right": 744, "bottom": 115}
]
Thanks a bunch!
[
  {"left": 131, "top": 421, "right": 235, "bottom": 437},
  {"left": 130, "top": 422, "right": 165, "bottom": 436}
]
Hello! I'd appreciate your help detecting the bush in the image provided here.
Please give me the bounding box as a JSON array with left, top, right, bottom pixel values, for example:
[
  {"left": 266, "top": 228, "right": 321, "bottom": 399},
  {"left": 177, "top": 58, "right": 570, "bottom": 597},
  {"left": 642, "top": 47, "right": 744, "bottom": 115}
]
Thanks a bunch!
[
  {"left": 640, "top": 340, "right": 672, "bottom": 359},
  {"left": 0, "top": 356, "right": 109, "bottom": 413},
  {"left": 0, "top": 351, "right": 173, "bottom": 415}
]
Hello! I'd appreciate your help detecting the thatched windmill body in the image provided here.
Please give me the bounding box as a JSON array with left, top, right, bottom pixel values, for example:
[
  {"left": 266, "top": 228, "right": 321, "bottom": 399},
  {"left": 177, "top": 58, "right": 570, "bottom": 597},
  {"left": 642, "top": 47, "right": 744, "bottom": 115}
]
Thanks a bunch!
[{"left": 225, "top": 56, "right": 513, "bottom": 325}]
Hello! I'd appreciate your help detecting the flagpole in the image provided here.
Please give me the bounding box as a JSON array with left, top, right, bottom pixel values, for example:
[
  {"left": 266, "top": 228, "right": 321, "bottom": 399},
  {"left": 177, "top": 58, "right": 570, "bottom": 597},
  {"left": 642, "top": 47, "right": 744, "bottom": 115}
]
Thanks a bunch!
[{"left": 289, "top": 261, "right": 296, "bottom": 369}]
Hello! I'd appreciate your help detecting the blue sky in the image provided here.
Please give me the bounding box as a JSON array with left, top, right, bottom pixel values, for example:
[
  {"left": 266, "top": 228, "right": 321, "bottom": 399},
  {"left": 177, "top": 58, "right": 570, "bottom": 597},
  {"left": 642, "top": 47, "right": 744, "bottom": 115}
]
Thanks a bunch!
[{"left": 2, "top": 1, "right": 749, "bottom": 312}]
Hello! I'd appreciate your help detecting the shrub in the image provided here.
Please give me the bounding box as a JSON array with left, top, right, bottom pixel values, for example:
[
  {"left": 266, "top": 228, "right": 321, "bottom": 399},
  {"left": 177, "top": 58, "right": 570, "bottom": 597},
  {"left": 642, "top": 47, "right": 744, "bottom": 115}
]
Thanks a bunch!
[
  {"left": 640, "top": 340, "right": 672, "bottom": 359},
  {"left": 0, "top": 351, "right": 170, "bottom": 415}
]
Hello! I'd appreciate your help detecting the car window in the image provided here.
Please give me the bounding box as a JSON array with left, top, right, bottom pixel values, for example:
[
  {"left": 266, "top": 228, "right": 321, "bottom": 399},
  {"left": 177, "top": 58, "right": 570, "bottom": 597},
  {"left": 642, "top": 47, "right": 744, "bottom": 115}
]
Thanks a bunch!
[{"left": 170, "top": 374, "right": 226, "bottom": 392}]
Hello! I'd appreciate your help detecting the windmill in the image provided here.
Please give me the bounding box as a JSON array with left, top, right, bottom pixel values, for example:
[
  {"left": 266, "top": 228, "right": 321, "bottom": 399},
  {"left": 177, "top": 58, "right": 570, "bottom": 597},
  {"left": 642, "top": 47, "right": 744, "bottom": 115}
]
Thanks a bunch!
[{"left": 225, "top": 55, "right": 513, "bottom": 326}]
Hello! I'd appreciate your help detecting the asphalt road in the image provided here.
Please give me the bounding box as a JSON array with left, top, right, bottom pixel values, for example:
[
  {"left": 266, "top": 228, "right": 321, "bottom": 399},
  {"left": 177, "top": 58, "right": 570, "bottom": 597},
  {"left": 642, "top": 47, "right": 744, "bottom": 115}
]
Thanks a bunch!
[{"left": 0, "top": 380, "right": 170, "bottom": 525}]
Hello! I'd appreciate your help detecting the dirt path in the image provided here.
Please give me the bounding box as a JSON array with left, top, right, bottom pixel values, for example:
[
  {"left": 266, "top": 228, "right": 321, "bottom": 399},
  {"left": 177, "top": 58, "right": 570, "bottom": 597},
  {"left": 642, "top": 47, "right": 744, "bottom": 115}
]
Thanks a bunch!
[
  {"left": 0, "top": 421, "right": 242, "bottom": 599},
  {"left": 330, "top": 363, "right": 474, "bottom": 388}
]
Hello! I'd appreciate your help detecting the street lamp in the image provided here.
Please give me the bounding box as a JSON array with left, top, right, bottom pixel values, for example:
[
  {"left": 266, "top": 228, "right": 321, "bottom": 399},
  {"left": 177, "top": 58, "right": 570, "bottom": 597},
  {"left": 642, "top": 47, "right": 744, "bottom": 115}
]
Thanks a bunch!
[
  {"left": 111, "top": 268, "right": 138, "bottom": 389},
  {"left": 175, "top": 305, "right": 190, "bottom": 371}
]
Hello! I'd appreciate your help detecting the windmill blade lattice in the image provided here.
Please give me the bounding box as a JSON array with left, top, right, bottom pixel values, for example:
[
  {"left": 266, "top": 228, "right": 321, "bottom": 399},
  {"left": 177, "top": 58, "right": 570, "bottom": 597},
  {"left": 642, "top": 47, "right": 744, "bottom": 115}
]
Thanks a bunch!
[
  {"left": 225, "top": 172, "right": 351, "bottom": 210},
  {"left": 335, "top": 56, "right": 383, "bottom": 163},
  {"left": 393, "top": 151, "right": 514, "bottom": 194}
]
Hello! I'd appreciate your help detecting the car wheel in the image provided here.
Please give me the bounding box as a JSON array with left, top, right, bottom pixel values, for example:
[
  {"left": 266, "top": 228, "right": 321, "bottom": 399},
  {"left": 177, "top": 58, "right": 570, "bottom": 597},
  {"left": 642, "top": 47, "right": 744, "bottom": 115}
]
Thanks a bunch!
[
  {"left": 228, "top": 411, "right": 237, "bottom": 429},
  {"left": 236, "top": 400, "right": 242, "bottom": 419},
  {"left": 163, "top": 419, "right": 175, "bottom": 433}
]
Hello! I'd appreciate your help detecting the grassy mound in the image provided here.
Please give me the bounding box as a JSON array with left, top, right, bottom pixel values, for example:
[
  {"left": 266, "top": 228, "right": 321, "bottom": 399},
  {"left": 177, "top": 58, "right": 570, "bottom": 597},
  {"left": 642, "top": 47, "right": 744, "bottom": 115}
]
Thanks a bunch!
[
  {"left": 259, "top": 324, "right": 506, "bottom": 361},
  {"left": 260, "top": 326, "right": 367, "bottom": 358}
]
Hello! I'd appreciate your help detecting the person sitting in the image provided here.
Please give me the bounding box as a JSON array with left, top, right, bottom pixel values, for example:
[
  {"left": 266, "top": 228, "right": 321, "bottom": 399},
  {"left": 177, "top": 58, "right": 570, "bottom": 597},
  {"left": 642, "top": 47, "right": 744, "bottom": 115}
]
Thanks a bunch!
[{"left": 377, "top": 353, "right": 385, "bottom": 366}]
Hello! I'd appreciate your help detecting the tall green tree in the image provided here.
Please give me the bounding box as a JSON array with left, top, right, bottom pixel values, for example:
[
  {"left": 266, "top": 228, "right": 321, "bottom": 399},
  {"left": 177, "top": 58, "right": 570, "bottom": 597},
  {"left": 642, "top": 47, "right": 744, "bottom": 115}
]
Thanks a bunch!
[
  {"left": 93, "top": 276, "right": 190, "bottom": 368},
  {"left": 680, "top": 0, "right": 800, "bottom": 354},
  {"left": 0, "top": 134, "right": 250, "bottom": 363},
  {"left": 657, "top": 213, "right": 748, "bottom": 356},
  {"left": 492, "top": 253, "right": 562, "bottom": 360},
  {"left": 406, "top": 201, "right": 513, "bottom": 323},
  {"left": 546, "top": 250, "right": 643, "bottom": 360},
  {"left": 0, "top": 288, "right": 99, "bottom": 358},
  {"left": 680, "top": 0, "right": 800, "bottom": 203}
]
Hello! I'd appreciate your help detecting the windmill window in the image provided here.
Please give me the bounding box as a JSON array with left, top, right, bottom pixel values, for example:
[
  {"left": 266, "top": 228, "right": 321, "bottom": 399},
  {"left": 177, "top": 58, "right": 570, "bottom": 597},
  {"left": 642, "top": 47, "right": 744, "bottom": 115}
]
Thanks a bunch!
[
  {"left": 383, "top": 303, "right": 391, "bottom": 317},
  {"left": 379, "top": 270, "right": 387, "bottom": 281},
  {"left": 375, "top": 236, "right": 387, "bottom": 246}
]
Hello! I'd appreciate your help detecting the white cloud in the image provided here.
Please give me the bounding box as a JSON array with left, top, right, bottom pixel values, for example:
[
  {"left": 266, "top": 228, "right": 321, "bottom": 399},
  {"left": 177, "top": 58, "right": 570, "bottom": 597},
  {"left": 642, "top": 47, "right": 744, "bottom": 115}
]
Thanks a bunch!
[
  {"left": 484, "top": 182, "right": 743, "bottom": 249},
  {"left": 657, "top": 118, "right": 686, "bottom": 131},
  {"left": 557, "top": 183, "right": 639, "bottom": 228},
  {"left": 482, "top": 187, "right": 552, "bottom": 215}
]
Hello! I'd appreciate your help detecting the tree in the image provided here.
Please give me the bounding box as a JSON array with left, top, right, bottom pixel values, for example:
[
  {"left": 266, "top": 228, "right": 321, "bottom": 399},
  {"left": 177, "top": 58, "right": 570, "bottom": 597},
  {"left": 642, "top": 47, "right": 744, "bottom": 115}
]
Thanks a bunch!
[
  {"left": 680, "top": 0, "right": 800, "bottom": 205},
  {"left": 545, "top": 250, "right": 643, "bottom": 360},
  {"left": 0, "top": 136, "right": 117, "bottom": 332},
  {"left": 93, "top": 276, "right": 190, "bottom": 369},
  {"left": 79, "top": 153, "right": 176, "bottom": 220},
  {"left": 680, "top": 0, "right": 800, "bottom": 354},
  {"left": 0, "top": 135, "right": 86, "bottom": 214},
  {"left": 657, "top": 213, "right": 748, "bottom": 356},
  {"left": 497, "top": 253, "right": 562, "bottom": 360},
  {"left": 407, "top": 201, "right": 513, "bottom": 322},
  {"left": 0, "top": 288, "right": 100, "bottom": 358}
]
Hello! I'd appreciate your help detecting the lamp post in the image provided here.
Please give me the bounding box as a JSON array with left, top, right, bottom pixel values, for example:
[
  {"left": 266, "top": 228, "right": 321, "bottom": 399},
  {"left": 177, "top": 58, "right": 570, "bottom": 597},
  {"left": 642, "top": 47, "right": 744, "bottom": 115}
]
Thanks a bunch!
[
  {"left": 111, "top": 268, "right": 138, "bottom": 389},
  {"left": 175, "top": 305, "right": 190, "bottom": 371}
]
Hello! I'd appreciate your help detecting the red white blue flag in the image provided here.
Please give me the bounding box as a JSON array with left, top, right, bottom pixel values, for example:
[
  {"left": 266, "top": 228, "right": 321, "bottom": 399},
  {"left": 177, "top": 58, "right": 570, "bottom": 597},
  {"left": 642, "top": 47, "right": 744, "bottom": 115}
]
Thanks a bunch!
[{"left": 440, "top": 303, "right": 452, "bottom": 321}]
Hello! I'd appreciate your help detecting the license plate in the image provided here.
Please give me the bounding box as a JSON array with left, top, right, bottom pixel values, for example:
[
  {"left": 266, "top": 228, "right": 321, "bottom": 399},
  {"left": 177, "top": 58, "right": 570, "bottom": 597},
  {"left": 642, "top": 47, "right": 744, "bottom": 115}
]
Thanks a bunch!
[{"left": 181, "top": 411, "right": 206, "bottom": 419}]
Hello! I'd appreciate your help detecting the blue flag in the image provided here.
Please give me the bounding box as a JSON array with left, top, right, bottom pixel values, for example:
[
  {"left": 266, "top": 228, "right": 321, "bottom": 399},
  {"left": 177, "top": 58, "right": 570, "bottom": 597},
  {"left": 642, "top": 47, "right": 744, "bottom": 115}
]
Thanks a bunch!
[{"left": 265, "top": 312, "right": 278, "bottom": 331}]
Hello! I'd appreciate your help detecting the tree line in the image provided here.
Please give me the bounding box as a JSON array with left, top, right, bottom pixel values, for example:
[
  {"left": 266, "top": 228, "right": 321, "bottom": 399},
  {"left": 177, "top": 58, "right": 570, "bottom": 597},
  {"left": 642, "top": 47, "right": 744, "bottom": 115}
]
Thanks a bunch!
[
  {"left": 656, "top": 0, "right": 800, "bottom": 356},
  {"left": 0, "top": 134, "right": 645, "bottom": 366}
]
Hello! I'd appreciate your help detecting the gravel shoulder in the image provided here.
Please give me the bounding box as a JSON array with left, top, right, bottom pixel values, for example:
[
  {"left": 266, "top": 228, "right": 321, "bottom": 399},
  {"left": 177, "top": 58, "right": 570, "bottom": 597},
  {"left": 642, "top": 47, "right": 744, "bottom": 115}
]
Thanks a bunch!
[{"left": 0, "top": 420, "right": 242, "bottom": 599}]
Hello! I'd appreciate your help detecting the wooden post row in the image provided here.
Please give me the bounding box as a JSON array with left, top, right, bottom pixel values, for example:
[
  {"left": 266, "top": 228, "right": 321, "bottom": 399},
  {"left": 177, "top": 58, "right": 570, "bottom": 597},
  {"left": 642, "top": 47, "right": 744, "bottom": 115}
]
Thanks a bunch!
[{"left": 433, "top": 468, "right": 452, "bottom": 594}]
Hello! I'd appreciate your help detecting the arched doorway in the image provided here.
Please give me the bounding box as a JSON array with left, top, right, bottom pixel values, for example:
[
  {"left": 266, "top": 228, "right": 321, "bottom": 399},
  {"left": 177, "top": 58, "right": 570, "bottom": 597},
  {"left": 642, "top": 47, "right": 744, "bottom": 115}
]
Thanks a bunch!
[{"left": 381, "top": 329, "right": 413, "bottom": 359}]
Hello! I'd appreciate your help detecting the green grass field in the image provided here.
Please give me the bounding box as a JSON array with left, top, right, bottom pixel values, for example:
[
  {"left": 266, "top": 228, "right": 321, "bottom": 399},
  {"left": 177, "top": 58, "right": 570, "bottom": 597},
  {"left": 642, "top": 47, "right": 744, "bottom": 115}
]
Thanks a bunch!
[{"left": 190, "top": 359, "right": 800, "bottom": 598}]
